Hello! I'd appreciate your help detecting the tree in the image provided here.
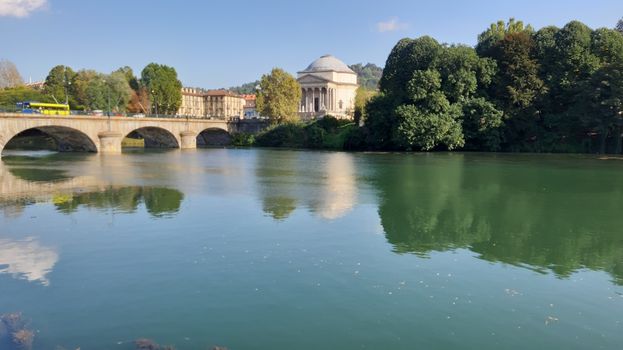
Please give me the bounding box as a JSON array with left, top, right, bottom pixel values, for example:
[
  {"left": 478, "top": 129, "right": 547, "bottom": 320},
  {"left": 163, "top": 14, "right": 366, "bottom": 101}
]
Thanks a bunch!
[
  {"left": 579, "top": 63, "right": 623, "bottom": 153},
  {"left": 43, "top": 65, "right": 76, "bottom": 106},
  {"left": 82, "top": 72, "right": 132, "bottom": 113},
  {"left": 140, "top": 63, "right": 182, "bottom": 115},
  {"left": 476, "top": 18, "right": 533, "bottom": 56},
  {"left": 256, "top": 68, "right": 301, "bottom": 124},
  {"left": 114, "top": 66, "right": 140, "bottom": 91},
  {"left": 369, "top": 36, "right": 497, "bottom": 151},
  {"left": 0, "top": 59, "right": 23, "bottom": 88},
  {"left": 461, "top": 97, "right": 504, "bottom": 151},
  {"left": 394, "top": 70, "right": 464, "bottom": 150},
  {"left": 71, "top": 69, "right": 99, "bottom": 110},
  {"left": 0, "top": 86, "right": 53, "bottom": 108},
  {"left": 616, "top": 18, "right": 623, "bottom": 34},
  {"left": 353, "top": 87, "right": 377, "bottom": 124}
]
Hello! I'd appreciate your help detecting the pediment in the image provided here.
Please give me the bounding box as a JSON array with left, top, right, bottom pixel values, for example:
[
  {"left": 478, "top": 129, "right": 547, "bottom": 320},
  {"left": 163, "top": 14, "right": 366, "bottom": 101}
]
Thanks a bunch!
[{"left": 297, "top": 74, "right": 331, "bottom": 84}]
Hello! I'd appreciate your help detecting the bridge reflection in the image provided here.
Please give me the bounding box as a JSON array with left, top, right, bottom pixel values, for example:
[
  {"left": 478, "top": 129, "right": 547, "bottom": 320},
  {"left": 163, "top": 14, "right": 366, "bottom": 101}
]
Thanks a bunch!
[{"left": 0, "top": 154, "right": 184, "bottom": 218}]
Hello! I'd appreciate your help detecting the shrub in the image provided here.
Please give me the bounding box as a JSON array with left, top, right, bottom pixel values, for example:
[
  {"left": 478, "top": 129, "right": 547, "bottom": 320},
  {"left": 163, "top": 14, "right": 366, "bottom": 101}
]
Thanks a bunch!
[
  {"left": 304, "top": 124, "right": 326, "bottom": 148},
  {"left": 255, "top": 122, "right": 306, "bottom": 147},
  {"left": 231, "top": 132, "right": 255, "bottom": 147}
]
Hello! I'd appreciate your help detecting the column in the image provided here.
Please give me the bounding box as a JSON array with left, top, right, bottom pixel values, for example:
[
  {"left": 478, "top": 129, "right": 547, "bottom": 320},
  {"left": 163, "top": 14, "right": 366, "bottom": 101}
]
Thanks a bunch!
[
  {"left": 98, "top": 131, "right": 122, "bottom": 154},
  {"left": 180, "top": 131, "right": 197, "bottom": 149},
  {"left": 301, "top": 89, "right": 306, "bottom": 112}
]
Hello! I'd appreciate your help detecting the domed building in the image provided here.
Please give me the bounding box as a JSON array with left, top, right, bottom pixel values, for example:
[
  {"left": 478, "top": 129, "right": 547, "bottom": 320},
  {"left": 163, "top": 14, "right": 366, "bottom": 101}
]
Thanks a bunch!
[{"left": 298, "top": 55, "right": 358, "bottom": 120}]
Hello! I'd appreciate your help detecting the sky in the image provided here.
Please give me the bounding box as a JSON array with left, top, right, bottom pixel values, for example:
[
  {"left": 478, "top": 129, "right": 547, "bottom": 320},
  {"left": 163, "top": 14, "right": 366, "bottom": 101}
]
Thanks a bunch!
[{"left": 1, "top": 0, "right": 622, "bottom": 88}]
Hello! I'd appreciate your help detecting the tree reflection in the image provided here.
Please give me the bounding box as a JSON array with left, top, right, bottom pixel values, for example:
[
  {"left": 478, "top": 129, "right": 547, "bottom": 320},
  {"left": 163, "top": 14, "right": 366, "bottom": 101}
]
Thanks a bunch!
[
  {"left": 373, "top": 154, "right": 623, "bottom": 284},
  {"left": 54, "top": 186, "right": 184, "bottom": 217}
]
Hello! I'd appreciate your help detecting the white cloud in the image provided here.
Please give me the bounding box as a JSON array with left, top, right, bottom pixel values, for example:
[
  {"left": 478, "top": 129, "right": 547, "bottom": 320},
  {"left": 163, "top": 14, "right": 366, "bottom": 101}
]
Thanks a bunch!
[
  {"left": 0, "top": 0, "right": 47, "bottom": 18},
  {"left": 376, "top": 17, "right": 409, "bottom": 33}
]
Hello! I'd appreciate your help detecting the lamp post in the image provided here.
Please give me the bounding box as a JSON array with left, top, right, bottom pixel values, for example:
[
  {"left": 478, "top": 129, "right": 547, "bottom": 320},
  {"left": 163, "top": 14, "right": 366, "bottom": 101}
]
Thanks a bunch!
[{"left": 151, "top": 89, "right": 158, "bottom": 117}]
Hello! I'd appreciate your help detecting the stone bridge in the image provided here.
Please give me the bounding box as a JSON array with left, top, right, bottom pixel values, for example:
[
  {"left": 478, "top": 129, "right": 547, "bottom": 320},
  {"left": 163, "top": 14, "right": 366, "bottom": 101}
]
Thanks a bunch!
[{"left": 0, "top": 113, "right": 266, "bottom": 155}]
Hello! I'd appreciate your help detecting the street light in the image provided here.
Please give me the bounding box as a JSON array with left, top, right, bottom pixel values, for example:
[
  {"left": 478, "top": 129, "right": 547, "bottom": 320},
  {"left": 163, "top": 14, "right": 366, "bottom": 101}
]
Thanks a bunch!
[{"left": 151, "top": 89, "right": 158, "bottom": 117}]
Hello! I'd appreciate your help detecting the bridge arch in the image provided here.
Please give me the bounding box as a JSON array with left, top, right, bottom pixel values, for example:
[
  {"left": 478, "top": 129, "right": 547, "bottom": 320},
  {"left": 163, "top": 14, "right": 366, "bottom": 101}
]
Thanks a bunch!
[
  {"left": 1, "top": 126, "right": 98, "bottom": 154},
  {"left": 197, "top": 127, "right": 232, "bottom": 147},
  {"left": 124, "top": 127, "right": 180, "bottom": 149}
]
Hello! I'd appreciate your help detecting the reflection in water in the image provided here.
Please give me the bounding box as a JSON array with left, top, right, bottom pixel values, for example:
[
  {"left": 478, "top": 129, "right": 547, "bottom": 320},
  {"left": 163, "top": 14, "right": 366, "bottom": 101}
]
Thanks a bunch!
[
  {"left": 373, "top": 154, "right": 623, "bottom": 284},
  {"left": 0, "top": 153, "right": 184, "bottom": 218},
  {"left": 53, "top": 186, "right": 184, "bottom": 217},
  {"left": 0, "top": 238, "right": 58, "bottom": 286},
  {"left": 255, "top": 151, "right": 357, "bottom": 220}
]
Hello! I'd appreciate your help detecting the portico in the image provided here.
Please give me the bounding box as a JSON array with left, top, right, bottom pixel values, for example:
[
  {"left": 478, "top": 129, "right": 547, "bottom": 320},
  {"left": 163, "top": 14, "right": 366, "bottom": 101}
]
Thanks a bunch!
[{"left": 297, "top": 55, "right": 358, "bottom": 120}]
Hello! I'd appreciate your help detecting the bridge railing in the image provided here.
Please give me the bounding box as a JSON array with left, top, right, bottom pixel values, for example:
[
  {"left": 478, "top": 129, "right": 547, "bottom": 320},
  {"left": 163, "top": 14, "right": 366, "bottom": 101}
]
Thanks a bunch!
[{"left": 0, "top": 107, "right": 249, "bottom": 121}]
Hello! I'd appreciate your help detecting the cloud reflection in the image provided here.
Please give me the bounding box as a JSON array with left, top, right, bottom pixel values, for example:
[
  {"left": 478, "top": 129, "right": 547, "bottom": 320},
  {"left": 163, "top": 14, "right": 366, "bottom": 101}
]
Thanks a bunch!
[{"left": 0, "top": 237, "right": 58, "bottom": 286}]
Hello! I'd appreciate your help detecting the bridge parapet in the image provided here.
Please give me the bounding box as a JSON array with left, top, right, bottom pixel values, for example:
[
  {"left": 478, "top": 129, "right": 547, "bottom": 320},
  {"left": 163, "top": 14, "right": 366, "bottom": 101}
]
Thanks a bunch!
[{"left": 0, "top": 113, "right": 267, "bottom": 155}]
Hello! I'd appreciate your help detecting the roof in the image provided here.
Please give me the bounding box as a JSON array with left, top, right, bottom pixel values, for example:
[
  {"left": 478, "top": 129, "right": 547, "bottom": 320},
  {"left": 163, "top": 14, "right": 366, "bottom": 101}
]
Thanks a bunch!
[{"left": 299, "top": 55, "right": 355, "bottom": 74}]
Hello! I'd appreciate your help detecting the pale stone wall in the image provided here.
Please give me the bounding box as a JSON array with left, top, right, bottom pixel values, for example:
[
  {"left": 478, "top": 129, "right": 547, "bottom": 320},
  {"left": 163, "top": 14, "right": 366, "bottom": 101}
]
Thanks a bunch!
[{"left": 0, "top": 113, "right": 231, "bottom": 155}]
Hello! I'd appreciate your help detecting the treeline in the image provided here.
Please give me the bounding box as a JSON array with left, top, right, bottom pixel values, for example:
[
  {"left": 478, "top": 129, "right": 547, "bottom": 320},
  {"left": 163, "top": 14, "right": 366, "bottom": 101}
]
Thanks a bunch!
[
  {"left": 0, "top": 62, "right": 183, "bottom": 115},
  {"left": 356, "top": 19, "right": 623, "bottom": 154}
]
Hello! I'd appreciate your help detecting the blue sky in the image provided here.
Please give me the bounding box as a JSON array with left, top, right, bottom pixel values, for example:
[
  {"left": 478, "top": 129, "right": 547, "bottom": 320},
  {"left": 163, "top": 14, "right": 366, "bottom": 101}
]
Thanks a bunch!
[{"left": 1, "top": 0, "right": 622, "bottom": 88}]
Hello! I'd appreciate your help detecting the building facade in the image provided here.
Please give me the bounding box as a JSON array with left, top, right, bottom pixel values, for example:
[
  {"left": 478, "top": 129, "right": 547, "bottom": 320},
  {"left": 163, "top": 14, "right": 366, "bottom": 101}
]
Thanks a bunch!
[
  {"left": 241, "top": 94, "right": 260, "bottom": 119},
  {"left": 178, "top": 88, "right": 245, "bottom": 119},
  {"left": 297, "top": 55, "right": 358, "bottom": 120}
]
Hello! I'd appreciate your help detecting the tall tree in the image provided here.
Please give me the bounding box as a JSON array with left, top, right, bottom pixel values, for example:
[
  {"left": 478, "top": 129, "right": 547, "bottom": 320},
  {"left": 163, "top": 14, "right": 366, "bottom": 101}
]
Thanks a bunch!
[
  {"left": 71, "top": 69, "right": 99, "bottom": 110},
  {"left": 476, "top": 18, "right": 533, "bottom": 56},
  {"left": 578, "top": 63, "right": 623, "bottom": 153},
  {"left": 83, "top": 72, "right": 132, "bottom": 113},
  {"left": 0, "top": 59, "right": 23, "bottom": 88},
  {"left": 114, "top": 66, "right": 140, "bottom": 91},
  {"left": 369, "top": 36, "right": 498, "bottom": 151},
  {"left": 616, "top": 18, "right": 623, "bottom": 34},
  {"left": 140, "top": 63, "right": 182, "bottom": 115},
  {"left": 43, "top": 65, "right": 76, "bottom": 105},
  {"left": 353, "top": 87, "right": 377, "bottom": 124},
  {"left": 256, "top": 68, "right": 301, "bottom": 124}
]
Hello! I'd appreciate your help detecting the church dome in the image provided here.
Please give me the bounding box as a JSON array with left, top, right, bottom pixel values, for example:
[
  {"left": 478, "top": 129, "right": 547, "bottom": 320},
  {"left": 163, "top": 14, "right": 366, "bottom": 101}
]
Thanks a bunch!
[{"left": 301, "top": 55, "right": 355, "bottom": 74}]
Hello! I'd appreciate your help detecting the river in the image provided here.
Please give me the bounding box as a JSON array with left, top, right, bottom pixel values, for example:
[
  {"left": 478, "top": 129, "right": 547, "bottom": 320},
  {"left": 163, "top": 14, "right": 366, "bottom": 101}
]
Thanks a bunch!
[{"left": 1, "top": 149, "right": 622, "bottom": 349}]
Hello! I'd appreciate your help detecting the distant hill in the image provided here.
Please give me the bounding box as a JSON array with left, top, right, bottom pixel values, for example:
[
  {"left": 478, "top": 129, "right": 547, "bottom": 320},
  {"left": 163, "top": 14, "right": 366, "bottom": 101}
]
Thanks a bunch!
[
  {"left": 228, "top": 80, "right": 260, "bottom": 94},
  {"left": 228, "top": 63, "right": 383, "bottom": 94},
  {"left": 349, "top": 63, "right": 383, "bottom": 90}
]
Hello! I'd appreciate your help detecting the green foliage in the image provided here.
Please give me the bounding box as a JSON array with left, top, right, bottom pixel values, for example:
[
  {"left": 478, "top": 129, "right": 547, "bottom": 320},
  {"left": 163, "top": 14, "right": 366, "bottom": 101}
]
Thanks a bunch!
[
  {"left": 78, "top": 71, "right": 132, "bottom": 112},
  {"left": 43, "top": 65, "right": 76, "bottom": 106},
  {"left": 256, "top": 68, "right": 301, "bottom": 124},
  {"left": 461, "top": 98, "right": 504, "bottom": 151},
  {"left": 370, "top": 36, "right": 496, "bottom": 151},
  {"left": 578, "top": 62, "right": 623, "bottom": 153},
  {"left": 476, "top": 18, "right": 534, "bottom": 56},
  {"left": 349, "top": 63, "right": 383, "bottom": 89},
  {"left": 141, "top": 63, "right": 182, "bottom": 115},
  {"left": 254, "top": 116, "right": 355, "bottom": 150},
  {"left": 354, "top": 87, "right": 377, "bottom": 124},
  {"left": 617, "top": 18, "right": 623, "bottom": 34},
  {"left": 0, "top": 86, "right": 53, "bottom": 109},
  {"left": 255, "top": 122, "right": 306, "bottom": 147},
  {"left": 114, "top": 66, "right": 140, "bottom": 91},
  {"left": 304, "top": 124, "right": 327, "bottom": 148},
  {"left": 231, "top": 132, "right": 255, "bottom": 147}
]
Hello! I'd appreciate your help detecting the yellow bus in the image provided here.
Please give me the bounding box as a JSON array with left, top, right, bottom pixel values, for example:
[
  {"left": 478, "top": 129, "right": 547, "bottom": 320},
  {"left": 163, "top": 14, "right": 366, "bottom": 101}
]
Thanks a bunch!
[{"left": 18, "top": 102, "right": 70, "bottom": 115}]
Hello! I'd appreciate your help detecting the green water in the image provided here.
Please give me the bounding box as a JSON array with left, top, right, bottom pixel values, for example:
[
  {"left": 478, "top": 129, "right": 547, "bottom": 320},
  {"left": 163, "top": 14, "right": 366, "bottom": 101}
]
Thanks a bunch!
[{"left": 1, "top": 149, "right": 622, "bottom": 349}]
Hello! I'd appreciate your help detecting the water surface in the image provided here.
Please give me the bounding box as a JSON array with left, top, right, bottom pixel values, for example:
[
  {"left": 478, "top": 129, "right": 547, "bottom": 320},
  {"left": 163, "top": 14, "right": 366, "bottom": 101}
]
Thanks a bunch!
[{"left": 1, "top": 149, "right": 622, "bottom": 349}]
